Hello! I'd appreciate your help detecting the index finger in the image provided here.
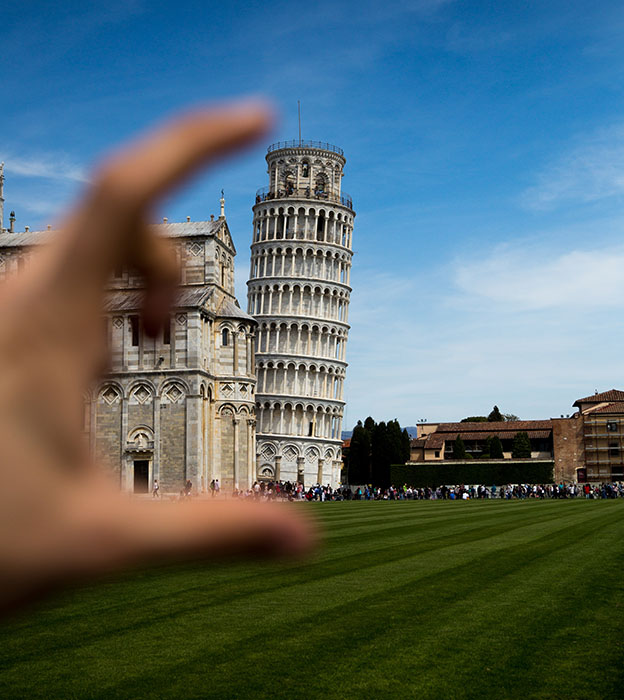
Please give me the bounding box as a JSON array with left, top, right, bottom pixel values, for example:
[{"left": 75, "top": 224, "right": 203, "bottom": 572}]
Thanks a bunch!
[
  {"left": 96, "top": 99, "right": 274, "bottom": 211},
  {"left": 44, "top": 99, "right": 273, "bottom": 298}
]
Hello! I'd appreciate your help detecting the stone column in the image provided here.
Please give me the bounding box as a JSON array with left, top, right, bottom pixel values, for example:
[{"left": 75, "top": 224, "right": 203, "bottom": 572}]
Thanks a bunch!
[
  {"left": 247, "top": 419, "right": 255, "bottom": 489},
  {"left": 317, "top": 458, "right": 324, "bottom": 485},
  {"left": 212, "top": 410, "right": 220, "bottom": 481},
  {"left": 122, "top": 316, "right": 128, "bottom": 370},
  {"left": 89, "top": 396, "right": 97, "bottom": 462},
  {"left": 187, "top": 312, "right": 201, "bottom": 367},
  {"left": 121, "top": 393, "right": 129, "bottom": 490},
  {"left": 233, "top": 417, "right": 240, "bottom": 489},
  {"left": 274, "top": 455, "right": 282, "bottom": 482},
  {"left": 297, "top": 457, "right": 305, "bottom": 486},
  {"left": 185, "top": 393, "right": 202, "bottom": 491},
  {"left": 153, "top": 390, "right": 160, "bottom": 482},
  {"left": 170, "top": 316, "right": 177, "bottom": 367}
]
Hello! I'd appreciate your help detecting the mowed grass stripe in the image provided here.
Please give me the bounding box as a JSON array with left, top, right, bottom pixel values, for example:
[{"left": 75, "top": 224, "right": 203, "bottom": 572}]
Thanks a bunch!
[
  {"left": 85, "top": 502, "right": 623, "bottom": 699},
  {"left": 0, "top": 501, "right": 622, "bottom": 699},
  {"left": 0, "top": 502, "right": 593, "bottom": 667}
]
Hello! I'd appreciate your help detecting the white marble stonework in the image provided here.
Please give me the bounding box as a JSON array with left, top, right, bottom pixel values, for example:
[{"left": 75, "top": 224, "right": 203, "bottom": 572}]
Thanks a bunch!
[{"left": 247, "top": 141, "right": 355, "bottom": 488}]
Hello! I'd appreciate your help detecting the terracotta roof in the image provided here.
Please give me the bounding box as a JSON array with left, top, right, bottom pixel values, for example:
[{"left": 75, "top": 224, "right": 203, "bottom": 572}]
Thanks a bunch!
[
  {"left": 435, "top": 420, "right": 552, "bottom": 433},
  {"left": 586, "top": 402, "right": 624, "bottom": 414},
  {"left": 342, "top": 438, "right": 351, "bottom": 448},
  {"left": 410, "top": 438, "right": 427, "bottom": 447},
  {"left": 424, "top": 430, "right": 552, "bottom": 450},
  {"left": 573, "top": 389, "right": 624, "bottom": 406}
]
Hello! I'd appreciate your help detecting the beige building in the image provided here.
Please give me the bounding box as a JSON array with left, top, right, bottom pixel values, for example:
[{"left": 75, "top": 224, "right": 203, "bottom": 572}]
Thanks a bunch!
[
  {"left": 0, "top": 194, "right": 257, "bottom": 494},
  {"left": 408, "top": 389, "right": 624, "bottom": 483},
  {"left": 410, "top": 420, "right": 554, "bottom": 462},
  {"left": 570, "top": 389, "right": 624, "bottom": 483}
]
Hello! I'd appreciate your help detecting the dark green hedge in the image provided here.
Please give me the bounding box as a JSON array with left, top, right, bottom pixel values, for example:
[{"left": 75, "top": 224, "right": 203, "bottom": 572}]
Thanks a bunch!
[{"left": 391, "top": 461, "right": 554, "bottom": 488}]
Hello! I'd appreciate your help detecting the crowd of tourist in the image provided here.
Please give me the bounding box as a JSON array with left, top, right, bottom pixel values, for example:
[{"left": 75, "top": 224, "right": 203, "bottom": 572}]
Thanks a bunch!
[{"left": 226, "top": 480, "right": 624, "bottom": 501}]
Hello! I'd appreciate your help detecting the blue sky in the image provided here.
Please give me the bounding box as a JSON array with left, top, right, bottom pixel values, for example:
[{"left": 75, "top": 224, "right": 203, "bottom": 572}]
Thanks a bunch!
[{"left": 3, "top": 0, "right": 624, "bottom": 426}]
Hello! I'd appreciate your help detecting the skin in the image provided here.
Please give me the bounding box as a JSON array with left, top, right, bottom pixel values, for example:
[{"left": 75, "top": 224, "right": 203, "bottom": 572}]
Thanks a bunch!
[{"left": 0, "top": 100, "right": 315, "bottom": 615}]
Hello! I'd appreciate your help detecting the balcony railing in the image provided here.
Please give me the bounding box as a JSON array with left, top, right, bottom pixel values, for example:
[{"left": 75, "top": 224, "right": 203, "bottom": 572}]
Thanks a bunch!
[
  {"left": 255, "top": 186, "right": 353, "bottom": 210},
  {"left": 267, "top": 140, "right": 344, "bottom": 156}
]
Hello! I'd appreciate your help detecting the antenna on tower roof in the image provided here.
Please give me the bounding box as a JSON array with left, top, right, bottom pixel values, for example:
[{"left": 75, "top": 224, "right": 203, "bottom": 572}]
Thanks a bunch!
[{"left": 298, "top": 100, "right": 301, "bottom": 145}]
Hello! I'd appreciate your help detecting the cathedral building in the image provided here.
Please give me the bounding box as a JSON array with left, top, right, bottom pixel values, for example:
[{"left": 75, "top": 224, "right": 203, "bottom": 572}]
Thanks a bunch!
[
  {"left": 0, "top": 188, "right": 257, "bottom": 494},
  {"left": 247, "top": 141, "right": 355, "bottom": 487}
]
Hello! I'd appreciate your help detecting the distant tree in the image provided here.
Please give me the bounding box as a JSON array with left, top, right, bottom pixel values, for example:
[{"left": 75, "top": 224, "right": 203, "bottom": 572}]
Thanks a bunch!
[
  {"left": 511, "top": 431, "right": 532, "bottom": 458},
  {"left": 401, "top": 428, "right": 411, "bottom": 462},
  {"left": 487, "top": 405, "right": 504, "bottom": 422},
  {"left": 480, "top": 436, "right": 492, "bottom": 459},
  {"left": 349, "top": 417, "right": 413, "bottom": 487},
  {"left": 490, "top": 436, "right": 504, "bottom": 459},
  {"left": 503, "top": 413, "right": 520, "bottom": 421},
  {"left": 371, "top": 421, "right": 392, "bottom": 488},
  {"left": 452, "top": 435, "right": 466, "bottom": 460},
  {"left": 461, "top": 416, "right": 488, "bottom": 423},
  {"left": 386, "top": 419, "right": 407, "bottom": 465},
  {"left": 364, "top": 416, "right": 375, "bottom": 433},
  {"left": 348, "top": 421, "right": 371, "bottom": 484}
]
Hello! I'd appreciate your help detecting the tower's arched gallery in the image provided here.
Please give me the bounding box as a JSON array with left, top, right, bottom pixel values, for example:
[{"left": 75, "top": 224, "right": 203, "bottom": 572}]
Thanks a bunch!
[{"left": 247, "top": 141, "right": 355, "bottom": 487}]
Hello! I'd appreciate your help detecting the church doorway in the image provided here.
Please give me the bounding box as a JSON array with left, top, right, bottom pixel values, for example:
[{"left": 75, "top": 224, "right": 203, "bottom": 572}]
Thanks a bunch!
[{"left": 133, "top": 460, "right": 149, "bottom": 493}]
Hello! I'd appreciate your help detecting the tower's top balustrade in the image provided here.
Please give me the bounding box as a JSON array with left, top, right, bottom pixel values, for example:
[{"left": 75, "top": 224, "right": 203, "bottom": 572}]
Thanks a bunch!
[
  {"left": 254, "top": 186, "right": 353, "bottom": 210},
  {"left": 267, "top": 140, "right": 343, "bottom": 156}
]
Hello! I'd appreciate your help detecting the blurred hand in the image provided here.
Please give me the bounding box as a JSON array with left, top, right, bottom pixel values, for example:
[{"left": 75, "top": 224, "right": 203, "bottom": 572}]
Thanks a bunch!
[{"left": 0, "top": 101, "right": 314, "bottom": 614}]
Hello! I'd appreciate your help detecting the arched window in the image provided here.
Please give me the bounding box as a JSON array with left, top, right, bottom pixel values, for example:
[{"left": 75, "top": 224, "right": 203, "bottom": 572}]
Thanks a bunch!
[
  {"left": 315, "top": 174, "right": 326, "bottom": 195},
  {"left": 301, "top": 161, "right": 309, "bottom": 178},
  {"left": 222, "top": 328, "right": 229, "bottom": 346}
]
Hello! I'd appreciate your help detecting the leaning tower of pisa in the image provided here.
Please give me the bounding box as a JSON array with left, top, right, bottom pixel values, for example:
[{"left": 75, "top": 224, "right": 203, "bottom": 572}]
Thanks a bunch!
[{"left": 247, "top": 140, "right": 355, "bottom": 487}]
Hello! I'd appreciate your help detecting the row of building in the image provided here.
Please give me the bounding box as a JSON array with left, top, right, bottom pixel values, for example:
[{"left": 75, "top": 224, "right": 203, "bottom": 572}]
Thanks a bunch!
[{"left": 407, "top": 389, "right": 624, "bottom": 483}]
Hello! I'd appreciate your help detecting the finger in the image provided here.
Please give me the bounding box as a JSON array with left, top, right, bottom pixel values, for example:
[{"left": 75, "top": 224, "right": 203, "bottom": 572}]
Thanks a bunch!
[
  {"left": 130, "top": 222, "right": 179, "bottom": 337},
  {"left": 97, "top": 99, "right": 273, "bottom": 209},
  {"left": 48, "top": 100, "right": 273, "bottom": 295},
  {"left": 51, "top": 495, "right": 317, "bottom": 589},
  {"left": 3, "top": 498, "right": 317, "bottom": 614}
]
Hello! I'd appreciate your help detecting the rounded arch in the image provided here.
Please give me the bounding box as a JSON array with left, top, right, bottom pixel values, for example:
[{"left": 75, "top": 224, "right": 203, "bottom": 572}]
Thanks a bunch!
[
  {"left": 259, "top": 441, "right": 277, "bottom": 458},
  {"left": 305, "top": 445, "right": 320, "bottom": 461},
  {"left": 159, "top": 377, "right": 189, "bottom": 402},
  {"left": 258, "top": 465, "right": 275, "bottom": 480},
  {"left": 218, "top": 403, "right": 237, "bottom": 416},
  {"left": 127, "top": 425, "right": 154, "bottom": 450},
  {"left": 98, "top": 382, "right": 123, "bottom": 405},
  {"left": 281, "top": 443, "right": 300, "bottom": 461}
]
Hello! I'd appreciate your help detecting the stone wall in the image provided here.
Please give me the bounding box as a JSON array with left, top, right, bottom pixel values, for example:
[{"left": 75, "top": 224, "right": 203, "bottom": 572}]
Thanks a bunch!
[
  {"left": 159, "top": 401, "right": 186, "bottom": 492},
  {"left": 552, "top": 416, "right": 584, "bottom": 482}
]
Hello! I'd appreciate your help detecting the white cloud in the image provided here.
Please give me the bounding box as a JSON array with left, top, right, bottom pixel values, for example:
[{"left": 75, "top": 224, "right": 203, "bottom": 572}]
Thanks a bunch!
[
  {"left": 523, "top": 124, "right": 624, "bottom": 209},
  {"left": 453, "top": 244, "right": 624, "bottom": 311},
  {"left": 2, "top": 154, "right": 88, "bottom": 184},
  {"left": 342, "top": 240, "right": 624, "bottom": 427}
]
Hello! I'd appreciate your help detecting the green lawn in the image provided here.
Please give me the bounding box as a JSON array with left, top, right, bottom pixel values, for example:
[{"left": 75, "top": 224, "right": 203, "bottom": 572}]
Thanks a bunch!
[{"left": 1, "top": 499, "right": 623, "bottom": 699}]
